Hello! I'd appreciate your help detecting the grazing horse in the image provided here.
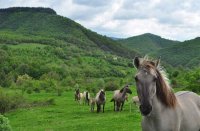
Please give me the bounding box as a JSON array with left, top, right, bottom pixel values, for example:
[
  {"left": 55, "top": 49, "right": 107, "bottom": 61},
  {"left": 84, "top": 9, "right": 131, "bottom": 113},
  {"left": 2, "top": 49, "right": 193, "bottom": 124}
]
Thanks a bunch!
[
  {"left": 95, "top": 89, "right": 106, "bottom": 113},
  {"left": 130, "top": 96, "right": 140, "bottom": 112},
  {"left": 132, "top": 96, "right": 140, "bottom": 106},
  {"left": 134, "top": 56, "right": 200, "bottom": 131},
  {"left": 83, "top": 91, "right": 90, "bottom": 105},
  {"left": 111, "top": 85, "right": 132, "bottom": 111}
]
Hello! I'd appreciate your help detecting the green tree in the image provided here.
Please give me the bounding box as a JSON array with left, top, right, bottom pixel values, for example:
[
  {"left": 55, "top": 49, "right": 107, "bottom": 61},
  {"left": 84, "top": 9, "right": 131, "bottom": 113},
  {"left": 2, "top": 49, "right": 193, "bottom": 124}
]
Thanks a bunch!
[
  {"left": 16, "top": 74, "right": 32, "bottom": 94},
  {"left": 0, "top": 114, "right": 12, "bottom": 131}
]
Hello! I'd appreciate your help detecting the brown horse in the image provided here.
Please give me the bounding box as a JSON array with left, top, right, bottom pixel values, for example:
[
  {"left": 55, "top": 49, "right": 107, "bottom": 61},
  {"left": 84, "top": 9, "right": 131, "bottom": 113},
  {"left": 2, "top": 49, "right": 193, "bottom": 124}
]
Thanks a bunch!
[
  {"left": 111, "top": 85, "right": 132, "bottom": 111},
  {"left": 74, "top": 89, "right": 80, "bottom": 101}
]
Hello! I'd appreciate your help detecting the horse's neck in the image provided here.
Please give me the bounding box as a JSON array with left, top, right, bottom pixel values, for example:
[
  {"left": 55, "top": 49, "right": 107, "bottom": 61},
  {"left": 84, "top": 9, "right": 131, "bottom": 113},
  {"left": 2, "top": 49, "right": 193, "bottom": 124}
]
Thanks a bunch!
[
  {"left": 121, "top": 90, "right": 126, "bottom": 98},
  {"left": 150, "top": 95, "right": 166, "bottom": 117}
]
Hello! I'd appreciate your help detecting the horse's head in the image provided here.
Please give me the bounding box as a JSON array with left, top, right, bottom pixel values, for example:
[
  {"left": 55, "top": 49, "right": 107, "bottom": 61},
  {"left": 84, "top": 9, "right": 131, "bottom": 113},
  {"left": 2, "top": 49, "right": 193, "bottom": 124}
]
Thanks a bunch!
[
  {"left": 133, "top": 57, "right": 160, "bottom": 116},
  {"left": 75, "top": 89, "right": 80, "bottom": 95},
  {"left": 99, "top": 90, "right": 105, "bottom": 101},
  {"left": 120, "top": 85, "right": 132, "bottom": 94}
]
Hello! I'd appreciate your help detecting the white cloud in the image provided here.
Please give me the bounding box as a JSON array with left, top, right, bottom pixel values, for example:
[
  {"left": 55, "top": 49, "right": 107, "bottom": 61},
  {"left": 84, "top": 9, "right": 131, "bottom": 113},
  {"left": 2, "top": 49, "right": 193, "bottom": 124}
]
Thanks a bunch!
[{"left": 0, "top": 0, "right": 200, "bottom": 41}]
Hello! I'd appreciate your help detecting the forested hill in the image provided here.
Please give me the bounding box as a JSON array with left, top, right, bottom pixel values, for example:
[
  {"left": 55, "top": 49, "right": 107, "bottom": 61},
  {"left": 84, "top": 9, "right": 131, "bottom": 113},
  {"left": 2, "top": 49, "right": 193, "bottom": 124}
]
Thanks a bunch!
[
  {"left": 155, "top": 37, "right": 200, "bottom": 67},
  {"left": 0, "top": 7, "right": 137, "bottom": 89},
  {"left": 117, "top": 33, "right": 179, "bottom": 54},
  {"left": 0, "top": 7, "right": 139, "bottom": 58}
]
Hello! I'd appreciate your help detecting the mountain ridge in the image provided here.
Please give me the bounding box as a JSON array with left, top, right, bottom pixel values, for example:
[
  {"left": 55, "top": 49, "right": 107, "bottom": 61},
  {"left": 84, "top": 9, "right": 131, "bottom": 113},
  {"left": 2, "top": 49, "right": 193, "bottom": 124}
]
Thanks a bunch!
[
  {"left": 117, "top": 33, "right": 180, "bottom": 54},
  {"left": 0, "top": 7, "right": 139, "bottom": 58}
]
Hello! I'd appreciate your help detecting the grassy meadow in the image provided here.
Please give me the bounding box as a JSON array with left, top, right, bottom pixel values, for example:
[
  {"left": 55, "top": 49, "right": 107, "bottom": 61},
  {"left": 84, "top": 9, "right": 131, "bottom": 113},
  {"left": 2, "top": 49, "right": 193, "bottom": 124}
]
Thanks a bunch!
[{"left": 4, "top": 88, "right": 142, "bottom": 131}]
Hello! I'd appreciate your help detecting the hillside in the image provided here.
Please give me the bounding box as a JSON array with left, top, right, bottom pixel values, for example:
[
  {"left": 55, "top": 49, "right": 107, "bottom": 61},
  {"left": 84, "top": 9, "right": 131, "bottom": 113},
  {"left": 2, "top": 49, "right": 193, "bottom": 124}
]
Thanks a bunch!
[
  {"left": 155, "top": 37, "right": 200, "bottom": 67},
  {"left": 0, "top": 7, "right": 138, "bottom": 58},
  {"left": 0, "top": 7, "right": 138, "bottom": 89},
  {"left": 118, "top": 33, "right": 179, "bottom": 54}
]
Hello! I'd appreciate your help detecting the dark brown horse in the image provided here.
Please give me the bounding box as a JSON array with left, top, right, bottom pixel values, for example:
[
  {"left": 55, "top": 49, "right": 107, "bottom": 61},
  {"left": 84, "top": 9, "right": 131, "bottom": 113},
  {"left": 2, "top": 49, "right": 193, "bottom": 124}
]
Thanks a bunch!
[{"left": 74, "top": 89, "right": 80, "bottom": 101}]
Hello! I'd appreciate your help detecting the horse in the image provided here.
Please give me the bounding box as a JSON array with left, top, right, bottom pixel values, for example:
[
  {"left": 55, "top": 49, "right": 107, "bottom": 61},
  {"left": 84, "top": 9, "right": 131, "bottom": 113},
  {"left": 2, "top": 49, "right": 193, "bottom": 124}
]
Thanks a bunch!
[
  {"left": 95, "top": 89, "right": 106, "bottom": 113},
  {"left": 110, "top": 85, "right": 132, "bottom": 111},
  {"left": 90, "top": 98, "right": 96, "bottom": 112},
  {"left": 74, "top": 89, "right": 84, "bottom": 104},
  {"left": 83, "top": 91, "right": 90, "bottom": 105},
  {"left": 133, "top": 56, "right": 200, "bottom": 131},
  {"left": 129, "top": 96, "right": 140, "bottom": 112},
  {"left": 74, "top": 89, "right": 80, "bottom": 101},
  {"left": 132, "top": 96, "right": 140, "bottom": 106}
]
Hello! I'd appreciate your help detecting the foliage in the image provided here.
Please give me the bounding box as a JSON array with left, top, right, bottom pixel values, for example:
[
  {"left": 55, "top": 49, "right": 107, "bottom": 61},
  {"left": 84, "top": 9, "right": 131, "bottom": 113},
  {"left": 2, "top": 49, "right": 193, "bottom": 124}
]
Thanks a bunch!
[
  {"left": 155, "top": 37, "right": 200, "bottom": 67},
  {"left": 105, "top": 81, "right": 119, "bottom": 91},
  {"left": 0, "top": 89, "right": 25, "bottom": 114},
  {"left": 118, "top": 33, "right": 179, "bottom": 54},
  {"left": 0, "top": 114, "right": 12, "bottom": 131}
]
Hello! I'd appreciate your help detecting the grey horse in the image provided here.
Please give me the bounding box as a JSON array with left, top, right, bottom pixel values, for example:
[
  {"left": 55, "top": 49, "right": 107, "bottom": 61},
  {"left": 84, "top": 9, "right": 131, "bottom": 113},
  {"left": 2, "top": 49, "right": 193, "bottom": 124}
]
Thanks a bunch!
[
  {"left": 134, "top": 56, "right": 200, "bottom": 131},
  {"left": 95, "top": 89, "right": 106, "bottom": 113},
  {"left": 111, "top": 85, "right": 132, "bottom": 111}
]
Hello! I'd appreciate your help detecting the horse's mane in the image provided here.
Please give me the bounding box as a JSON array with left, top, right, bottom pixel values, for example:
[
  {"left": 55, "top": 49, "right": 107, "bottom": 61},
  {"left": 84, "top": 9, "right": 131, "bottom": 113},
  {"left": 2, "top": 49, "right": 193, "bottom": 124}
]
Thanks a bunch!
[{"left": 141, "top": 56, "right": 177, "bottom": 108}]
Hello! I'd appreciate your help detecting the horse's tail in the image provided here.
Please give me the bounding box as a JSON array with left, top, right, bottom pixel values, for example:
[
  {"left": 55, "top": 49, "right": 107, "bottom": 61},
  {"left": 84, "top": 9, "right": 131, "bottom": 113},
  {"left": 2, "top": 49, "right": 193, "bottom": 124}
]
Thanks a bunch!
[{"left": 86, "top": 92, "right": 89, "bottom": 101}]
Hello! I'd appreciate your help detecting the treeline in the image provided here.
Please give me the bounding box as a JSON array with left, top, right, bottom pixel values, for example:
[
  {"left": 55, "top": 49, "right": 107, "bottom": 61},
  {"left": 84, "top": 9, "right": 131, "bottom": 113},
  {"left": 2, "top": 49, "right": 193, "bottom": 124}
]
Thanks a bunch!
[{"left": 0, "top": 7, "right": 56, "bottom": 14}]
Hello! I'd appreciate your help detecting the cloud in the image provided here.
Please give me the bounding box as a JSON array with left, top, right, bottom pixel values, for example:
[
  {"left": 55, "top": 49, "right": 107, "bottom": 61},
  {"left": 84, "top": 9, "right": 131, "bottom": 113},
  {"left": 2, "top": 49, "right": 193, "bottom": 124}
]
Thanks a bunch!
[
  {"left": 0, "top": 0, "right": 200, "bottom": 41},
  {"left": 72, "top": 0, "right": 109, "bottom": 7}
]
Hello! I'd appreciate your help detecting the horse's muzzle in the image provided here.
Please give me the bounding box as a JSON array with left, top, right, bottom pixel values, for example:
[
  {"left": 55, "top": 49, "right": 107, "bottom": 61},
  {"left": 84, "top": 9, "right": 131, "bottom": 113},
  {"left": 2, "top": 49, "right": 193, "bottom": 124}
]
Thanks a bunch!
[{"left": 139, "top": 104, "right": 152, "bottom": 116}]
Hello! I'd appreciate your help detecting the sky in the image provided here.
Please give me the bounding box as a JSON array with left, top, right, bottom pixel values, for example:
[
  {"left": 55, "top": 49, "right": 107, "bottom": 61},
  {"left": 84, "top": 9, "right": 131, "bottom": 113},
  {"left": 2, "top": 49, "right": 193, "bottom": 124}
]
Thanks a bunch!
[{"left": 0, "top": 0, "right": 200, "bottom": 41}]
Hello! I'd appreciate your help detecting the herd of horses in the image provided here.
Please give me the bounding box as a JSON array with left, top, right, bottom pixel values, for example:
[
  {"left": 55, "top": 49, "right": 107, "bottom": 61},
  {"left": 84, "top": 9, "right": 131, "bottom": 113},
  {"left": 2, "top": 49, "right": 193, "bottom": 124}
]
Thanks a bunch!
[
  {"left": 74, "top": 56, "right": 200, "bottom": 131},
  {"left": 74, "top": 85, "right": 138, "bottom": 113}
]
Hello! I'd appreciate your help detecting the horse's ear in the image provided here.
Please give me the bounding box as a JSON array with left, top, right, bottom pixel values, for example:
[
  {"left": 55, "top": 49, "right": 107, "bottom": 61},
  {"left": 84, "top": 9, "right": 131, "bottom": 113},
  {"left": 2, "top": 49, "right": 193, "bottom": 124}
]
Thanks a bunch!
[
  {"left": 133, "top": 57, "right": 141, "bottom": 69},
  {"left": 155, "top": 57, "right": 161, "bottom": 67}
]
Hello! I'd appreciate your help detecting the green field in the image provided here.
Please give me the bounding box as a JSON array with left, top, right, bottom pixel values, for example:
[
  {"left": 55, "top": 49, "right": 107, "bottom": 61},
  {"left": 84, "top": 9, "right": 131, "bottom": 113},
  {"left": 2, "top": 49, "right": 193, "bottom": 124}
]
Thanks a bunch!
[{"left": 5, "top": 89, "right": 142, "bottom": 131}]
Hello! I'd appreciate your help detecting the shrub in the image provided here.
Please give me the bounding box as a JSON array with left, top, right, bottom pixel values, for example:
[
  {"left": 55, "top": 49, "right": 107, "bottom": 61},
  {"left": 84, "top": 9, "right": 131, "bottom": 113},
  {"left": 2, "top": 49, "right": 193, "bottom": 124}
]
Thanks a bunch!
[
  {"left": 0, "top": 91, "right": 25, "bottom": 114},
  {"left": 26, "top": 88, "right": 32, "bottom": 94},
  {"left": 0, "top": 115, "right": 12, "bottom": 131},
  {"left": 33, "top": 87, "right": 40, "bottom": 93},
  {"left": 105, "top": 81, "right": 119, "bottom": 91}
]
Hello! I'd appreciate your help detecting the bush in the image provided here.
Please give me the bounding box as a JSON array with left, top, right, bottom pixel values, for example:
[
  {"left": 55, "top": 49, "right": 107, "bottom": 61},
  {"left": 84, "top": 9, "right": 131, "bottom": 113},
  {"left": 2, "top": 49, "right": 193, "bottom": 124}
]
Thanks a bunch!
[
  {"left": 0, "top": 115, "right": 12, "bottom": 131},
  {"left": 105, "top": 81, "right": 119, "bottom": 91},
  {"left": 0, "top": 91, "right": 25, "bottom": 114},
  {"left": 26, "top": 88, "right": 32, "bottom": 94},
  {"left": 33, "top": 87, "right": 40, "bottom": 93}
]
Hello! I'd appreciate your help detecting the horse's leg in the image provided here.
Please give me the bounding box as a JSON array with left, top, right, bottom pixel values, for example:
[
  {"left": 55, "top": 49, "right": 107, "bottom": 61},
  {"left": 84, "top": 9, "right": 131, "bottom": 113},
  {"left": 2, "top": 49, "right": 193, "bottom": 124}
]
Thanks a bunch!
[
  {"left": 121, "top": 101, "right": 124, "bottom": 111},
  {"left": 103, "top": 104, "right": 105, "bottom": 113},
  {"left": 96, "top": 103, "right": 100, "bottom": 113},
  {"left": 116, "top": 101, "right": 119, "bottom": 111},
  {"left": 92, "top": 104, "right": 94, "bottom": 112}
]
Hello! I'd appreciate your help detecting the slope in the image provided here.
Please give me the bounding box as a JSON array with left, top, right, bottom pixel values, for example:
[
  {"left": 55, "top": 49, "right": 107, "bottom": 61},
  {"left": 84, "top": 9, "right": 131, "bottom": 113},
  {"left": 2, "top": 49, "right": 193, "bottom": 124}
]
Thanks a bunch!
[
  {"left": 118, "top": 33, "right": 179, "bottom": 54},
  {"left": 0, "top": 7, "right": 139, "bottom": 58}
]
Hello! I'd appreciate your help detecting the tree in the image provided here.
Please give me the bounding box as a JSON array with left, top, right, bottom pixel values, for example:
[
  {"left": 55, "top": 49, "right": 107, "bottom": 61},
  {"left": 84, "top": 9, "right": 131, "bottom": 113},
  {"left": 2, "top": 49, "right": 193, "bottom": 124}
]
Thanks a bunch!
[
  {"left": 16, "top": 74, "right": 32, "bottom": 94},
  {"left": 0, "top": 114, "right": 12, "bottom": 131}
]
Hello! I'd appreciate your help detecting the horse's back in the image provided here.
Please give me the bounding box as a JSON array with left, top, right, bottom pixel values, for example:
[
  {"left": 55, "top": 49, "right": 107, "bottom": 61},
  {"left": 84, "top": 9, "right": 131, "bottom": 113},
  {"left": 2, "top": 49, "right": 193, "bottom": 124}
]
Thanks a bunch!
[
  {"left": 112, "top": 90, "right": 121, "bottom": 100},
  {"left": 176, "top": 91, "right": 200, "bottom": 131}
]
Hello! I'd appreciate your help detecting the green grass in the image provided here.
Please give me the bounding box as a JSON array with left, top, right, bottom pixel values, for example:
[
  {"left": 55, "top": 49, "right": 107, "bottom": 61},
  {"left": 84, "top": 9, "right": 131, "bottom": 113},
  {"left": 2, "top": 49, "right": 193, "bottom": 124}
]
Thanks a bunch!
[{"left": 5, "top": 90, "right": 142, "bottom": 131}]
